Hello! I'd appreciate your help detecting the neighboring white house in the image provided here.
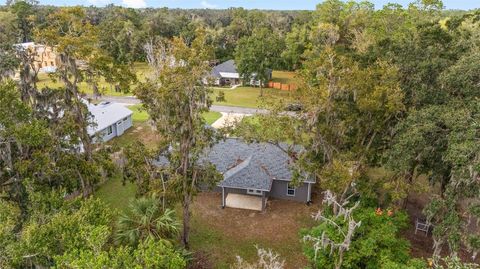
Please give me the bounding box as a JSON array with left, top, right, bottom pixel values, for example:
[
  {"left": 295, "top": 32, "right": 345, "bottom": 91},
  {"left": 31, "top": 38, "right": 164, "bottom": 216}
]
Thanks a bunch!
[{"left": 86, "top": 101, "right": 133, "bottom": 142}]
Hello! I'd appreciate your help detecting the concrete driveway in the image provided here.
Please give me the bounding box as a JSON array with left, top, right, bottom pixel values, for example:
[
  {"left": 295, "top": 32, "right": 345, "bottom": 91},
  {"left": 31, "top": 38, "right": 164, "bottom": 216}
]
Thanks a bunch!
[{"left": 211, "top": 112, "right": 251, "bottom": 129}]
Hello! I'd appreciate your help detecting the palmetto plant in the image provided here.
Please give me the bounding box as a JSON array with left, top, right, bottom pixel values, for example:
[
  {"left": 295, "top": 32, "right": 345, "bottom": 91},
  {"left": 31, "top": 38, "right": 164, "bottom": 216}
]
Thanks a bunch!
[{"left": 115, "top": 195, "right": 180, "bottom": 246}]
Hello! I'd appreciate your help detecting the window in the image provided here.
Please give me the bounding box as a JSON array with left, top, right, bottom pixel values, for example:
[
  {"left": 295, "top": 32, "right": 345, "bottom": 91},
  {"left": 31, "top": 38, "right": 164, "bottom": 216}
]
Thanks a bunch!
[
  {"left": 287, "top": 183, "right": 295, "bottom": 196},
  {"left": 106, "top": 126, "right": 113, "bottom": 135},
  {"left": 247, "top": 189, "right": 262, "bottom": 196},
  {"left": 123, "top": 117, "right": 128, "bottom": 122}
]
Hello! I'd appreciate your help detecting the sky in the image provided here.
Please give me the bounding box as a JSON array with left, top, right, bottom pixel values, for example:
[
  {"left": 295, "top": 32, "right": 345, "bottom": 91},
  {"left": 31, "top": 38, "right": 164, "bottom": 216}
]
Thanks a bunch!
[{"left": 0, "top": 0, "right": 478, "bottom": 10}]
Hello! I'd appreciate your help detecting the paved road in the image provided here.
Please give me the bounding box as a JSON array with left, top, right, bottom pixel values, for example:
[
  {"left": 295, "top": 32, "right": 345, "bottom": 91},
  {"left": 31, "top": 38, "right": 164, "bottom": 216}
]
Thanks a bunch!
[
  {"left": 210, "top": 105, "right": 267, "bottom": 114},
  {"left": 89, "top": 95, "right": 269, "bottom": 114}
]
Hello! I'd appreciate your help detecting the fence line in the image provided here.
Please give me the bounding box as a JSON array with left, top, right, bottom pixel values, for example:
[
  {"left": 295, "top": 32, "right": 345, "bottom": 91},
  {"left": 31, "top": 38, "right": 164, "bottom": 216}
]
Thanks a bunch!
[{"left": 267, "top": 81, "right": 297, "bottom": 91}]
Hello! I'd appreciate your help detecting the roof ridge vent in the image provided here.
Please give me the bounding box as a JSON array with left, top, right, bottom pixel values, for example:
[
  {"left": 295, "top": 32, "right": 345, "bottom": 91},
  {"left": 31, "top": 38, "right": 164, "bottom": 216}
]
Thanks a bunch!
[
  {"left": 223, "top": 155, "right": 252, "bottom": 180},
  {"left": 98, "top": 101, "right": 111, "bottom": 107}
]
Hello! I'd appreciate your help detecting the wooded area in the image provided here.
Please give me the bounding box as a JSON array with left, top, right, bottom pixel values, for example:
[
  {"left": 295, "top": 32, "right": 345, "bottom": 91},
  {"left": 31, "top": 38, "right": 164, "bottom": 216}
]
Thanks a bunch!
[{"left": 0, "top": 0, "right": 479, "bottom": 268}]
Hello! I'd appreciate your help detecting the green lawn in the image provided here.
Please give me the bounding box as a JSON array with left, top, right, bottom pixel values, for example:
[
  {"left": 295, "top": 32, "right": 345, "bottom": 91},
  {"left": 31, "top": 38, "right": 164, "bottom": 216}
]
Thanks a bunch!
[
  {"left": 94, "top": 174, "right": 137, "bottom": 213},
  {"left": 271, "top": 70, "right": 299, "bottom": 85},
  {"left": 129, "top": 88, "right": 287, "bottom": 111},
  {"left": 128, "top": 104, "right": 221, "bottom": 125},
  {"left": 37, "top": 62, "right": 151, "bottom": 97},
  {"left": 203, "top": 111, "right": 222, "bottom": 125},
  {"left": 37, "top": 63, "right": 295, "bottom": 108},
  {"left": 211, "top": 87, "right": 292, "bottom": 108},
  {"left": 108, "top": 107, "right": 221, "bottom": 149},
  {"left": 189, "top": 216, "right": 259, "bottom": 268},
  {"left": 129, "top": 104, "right": 149, "bottom": 122}
]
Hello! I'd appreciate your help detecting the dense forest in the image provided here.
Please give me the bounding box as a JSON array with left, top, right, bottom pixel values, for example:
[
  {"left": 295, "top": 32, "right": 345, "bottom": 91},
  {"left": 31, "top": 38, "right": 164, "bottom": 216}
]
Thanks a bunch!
[
  {"left": 1, "top": 0, "right": 480, "bottom": 268},
  {"left": 1, "top": 2, "right": 313, "bottom": 71}
]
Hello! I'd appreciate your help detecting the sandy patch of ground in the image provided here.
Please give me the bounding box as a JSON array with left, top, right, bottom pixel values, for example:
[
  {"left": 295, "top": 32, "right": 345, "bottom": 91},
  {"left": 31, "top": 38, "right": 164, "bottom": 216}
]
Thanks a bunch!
[{"left": 211, "top": 112, "right": 250, "bottom": 129}]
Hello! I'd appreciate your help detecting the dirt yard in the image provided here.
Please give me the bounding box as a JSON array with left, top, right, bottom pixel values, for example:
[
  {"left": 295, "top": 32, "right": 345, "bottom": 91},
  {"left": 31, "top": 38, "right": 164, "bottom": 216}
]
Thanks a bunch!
[
  {"left": 402, "top": 192, "right": 480, "bottom": 264},
  {"left": 189, "top": 192, "right": 320, "bottom": 269},
  {"left": 109, "top": 122, "right": 162, "bottom": 148}
]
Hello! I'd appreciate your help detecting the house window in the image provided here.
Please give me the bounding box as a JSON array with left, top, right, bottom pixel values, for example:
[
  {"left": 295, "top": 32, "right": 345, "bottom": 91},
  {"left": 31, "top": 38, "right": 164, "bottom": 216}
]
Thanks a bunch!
[
  {"left": 247, "top": 189, "right": 262, "bottom": 196},
  {"left": 287, "top": 183, "right": 296, "bottom": 196},
  {"left": 123, "top": 117, "right": 128, "bottom": 122},
  {"left": 106, "top": 126, "right": 113, "bottom": 135}
]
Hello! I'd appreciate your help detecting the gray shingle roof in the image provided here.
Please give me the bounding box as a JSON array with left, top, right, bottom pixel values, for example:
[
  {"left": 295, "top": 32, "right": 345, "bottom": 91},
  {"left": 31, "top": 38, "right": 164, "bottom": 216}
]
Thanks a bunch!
[
  {"left": 154, "top": 138, "right": 314, "bottom": 191},
  {"left": 206, "top": 138, "right": 315, "bottom": 190},
  {"left": 220, "top": 155, "right": 272, "bottom": 190},
  {"left": 210, "top": 60, "right": 238, "bottom": 78}
]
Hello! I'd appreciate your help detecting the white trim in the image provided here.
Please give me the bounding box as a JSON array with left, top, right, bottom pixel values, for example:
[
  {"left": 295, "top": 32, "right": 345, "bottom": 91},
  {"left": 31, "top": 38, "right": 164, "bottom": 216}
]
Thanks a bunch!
[
  {"left": 219, "top": 72, "right": 240, "bottom": 79},
  {"left": 106, "top": 125, "right": 113, "bottom": 135},
  {"left": 307, "top": 183, "right": 312, "bottom": 202},
  {"left": 247, "top": 189, "right": 263, "bottom": 196},
  {"left": 222, "top": 187, "right": 225, "bottom": 208},
  {"left": 287, "top": 183, "right": 296, "bottom": 197},
  {"left": 274, "top": 178, "right": 316, "bottom": 184},
  {"left": 217, "top": 184, "right": 270, "bottom": 192}
]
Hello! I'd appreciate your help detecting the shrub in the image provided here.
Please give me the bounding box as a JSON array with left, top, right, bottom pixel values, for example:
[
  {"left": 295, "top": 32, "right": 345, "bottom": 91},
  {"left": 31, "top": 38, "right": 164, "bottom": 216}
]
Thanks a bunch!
[
  {"left": 303, "top": 206, "right": 426, "bottom": 269},
  {"left": 216, "top": 90, "right": 226, "bottom": 102}
]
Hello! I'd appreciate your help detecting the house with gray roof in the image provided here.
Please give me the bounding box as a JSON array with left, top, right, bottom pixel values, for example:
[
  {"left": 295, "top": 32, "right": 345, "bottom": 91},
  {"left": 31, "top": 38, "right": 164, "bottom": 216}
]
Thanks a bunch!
[
  {"left": 156, "top": 138, "right": 314, "bottom": 211},
  {"left": 207, "top": 60, "right": 272, "bottom": 87}
]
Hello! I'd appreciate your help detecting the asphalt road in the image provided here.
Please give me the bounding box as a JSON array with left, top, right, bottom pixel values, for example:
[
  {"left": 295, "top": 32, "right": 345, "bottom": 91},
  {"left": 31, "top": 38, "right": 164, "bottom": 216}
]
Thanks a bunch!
[{"left": 89, "top": 95, "right": 269, "bottom": 114}]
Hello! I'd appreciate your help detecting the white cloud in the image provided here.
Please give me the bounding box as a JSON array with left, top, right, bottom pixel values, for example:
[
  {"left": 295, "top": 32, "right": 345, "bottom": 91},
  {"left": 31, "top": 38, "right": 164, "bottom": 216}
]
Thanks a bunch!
[
  {"left": 201, "top": 0, "right": 217, "bottom": 9},
  {"left": 122, "top": 0, "right": 147, "bottom": 8}
]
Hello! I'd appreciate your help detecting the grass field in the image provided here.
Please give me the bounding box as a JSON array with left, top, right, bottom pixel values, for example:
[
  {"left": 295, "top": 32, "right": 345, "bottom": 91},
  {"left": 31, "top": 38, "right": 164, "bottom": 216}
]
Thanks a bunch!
[
  {"left": 271, "top": 70, "right": 300, "bottom": 85},
  {"left": 127, "top": 104, "right": 221, "bottom": 125},
  {"left": 37, "top": 62, "right": 296, "bottom": 108},
  {"left": 203, "top": 111, "right": 223, "bottom": 125},
  {"left": 211, "top": 86, "right": 293, "bottom": 108},
  {"left": 108, "top": 106, "right": 221, "bottom": 148},
  {"left": 129, "top": 104, "right": 149, "bottom": 122},
  {"left": 94, "top": 175, "right": 137, "bottom": 213},
  {"left": 37, "top": 62, "right": 150, "bottom": 97}
]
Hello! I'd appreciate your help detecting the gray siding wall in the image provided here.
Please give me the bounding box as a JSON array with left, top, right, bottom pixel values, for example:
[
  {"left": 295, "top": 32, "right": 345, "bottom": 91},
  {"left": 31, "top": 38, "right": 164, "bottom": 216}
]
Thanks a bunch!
[
  {"left": 268, "top": 180, "right": 310, "bottom": 203},
  {"left": 123, "top": 115, "right": 133, "bottom": 132},
  {"left": 100, "top": 124, "right": 117, "bottom": 142},
  {"left": 223, "top": 187, "right": 248, "bottom": 195},
  {"left": 213, "top": 181, "right": 311, "bottom": 203}
]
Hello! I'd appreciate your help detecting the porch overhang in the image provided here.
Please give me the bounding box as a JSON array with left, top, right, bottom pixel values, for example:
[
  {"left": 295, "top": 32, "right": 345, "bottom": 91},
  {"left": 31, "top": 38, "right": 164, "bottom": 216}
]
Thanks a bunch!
[{"left": 224, "top": 193, "right": 265, "bottom": 211}]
